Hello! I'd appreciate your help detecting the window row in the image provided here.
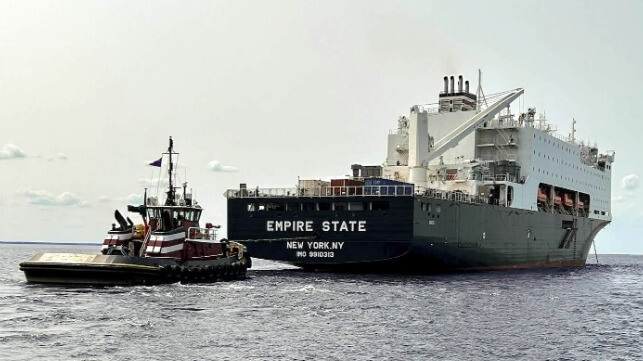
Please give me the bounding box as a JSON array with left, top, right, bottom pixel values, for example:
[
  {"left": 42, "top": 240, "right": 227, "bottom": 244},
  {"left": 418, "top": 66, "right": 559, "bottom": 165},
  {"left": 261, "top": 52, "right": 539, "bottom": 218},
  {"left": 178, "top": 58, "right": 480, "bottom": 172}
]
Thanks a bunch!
[{"left": 246, "top": 201, "right": 390, "bottom": 212}]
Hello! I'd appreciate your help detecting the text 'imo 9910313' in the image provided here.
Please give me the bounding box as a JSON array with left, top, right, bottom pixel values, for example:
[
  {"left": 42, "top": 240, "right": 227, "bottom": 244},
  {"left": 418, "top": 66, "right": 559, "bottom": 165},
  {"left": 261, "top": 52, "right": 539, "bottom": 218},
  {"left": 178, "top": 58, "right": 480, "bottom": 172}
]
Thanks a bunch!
[{"left": 226, "top": 72, "right": 614, "bottom": 272}]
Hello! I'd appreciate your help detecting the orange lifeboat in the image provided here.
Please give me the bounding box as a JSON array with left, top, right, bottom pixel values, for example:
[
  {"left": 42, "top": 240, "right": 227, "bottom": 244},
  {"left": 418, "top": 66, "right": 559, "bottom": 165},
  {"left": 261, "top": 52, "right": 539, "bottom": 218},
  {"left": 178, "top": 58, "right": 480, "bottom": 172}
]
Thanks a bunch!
[
  {"left": 537, "top": 188, "right": 548, "bottom": 203},
  {"left": 563, "top": 194, "right": 574, "bottom": 207},
  {"left": 577, "top": 200, "right": 585, "bottom": 208},
  {"left": 553, "top": 194, "right": 562, "bottom": 205}
]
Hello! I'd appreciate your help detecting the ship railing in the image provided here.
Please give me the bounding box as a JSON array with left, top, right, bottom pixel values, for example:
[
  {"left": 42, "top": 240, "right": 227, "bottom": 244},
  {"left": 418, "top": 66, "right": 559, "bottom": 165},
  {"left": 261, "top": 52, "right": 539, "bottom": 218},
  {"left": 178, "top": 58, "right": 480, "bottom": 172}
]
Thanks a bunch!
[
  {"left": 225, "top": 185, "right": 415, "bottom": 199},
  {"left": 476, "top": 136, "right": 518, "bottom": 146},
  {"left": 479, "top": 154, "right": 518, "bottom": 162},
  {"left": 483, "top": 117, "right": 578, "bottom": 144},
  {"left": 415, "top": 187, "right": 490, "bottom": 205},
  {"left": 481, "top": 173, "right": 517, "bottom": 182},
  {"left": 416, "top": 104, "right": 440, "bottom": 114},
  {"left": 225, "top": 186, "right": 493, "bottom": 205},
  {"left": 186, "top": 227, "right": 219, "bottom": 242},
  {"left": 486, "top": 119, "right": 521, "bottom": 129}
]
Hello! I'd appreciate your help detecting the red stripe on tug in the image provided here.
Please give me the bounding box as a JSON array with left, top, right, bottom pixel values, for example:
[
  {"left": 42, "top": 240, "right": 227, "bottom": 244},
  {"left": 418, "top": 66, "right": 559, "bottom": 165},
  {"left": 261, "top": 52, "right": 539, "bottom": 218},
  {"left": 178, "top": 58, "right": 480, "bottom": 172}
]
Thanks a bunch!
[
  {"left": 144, "top": 232, "right": 185, "bottom": 259},
  {"left": 101, "top": 232, "right": 133, "bottom": 254}
]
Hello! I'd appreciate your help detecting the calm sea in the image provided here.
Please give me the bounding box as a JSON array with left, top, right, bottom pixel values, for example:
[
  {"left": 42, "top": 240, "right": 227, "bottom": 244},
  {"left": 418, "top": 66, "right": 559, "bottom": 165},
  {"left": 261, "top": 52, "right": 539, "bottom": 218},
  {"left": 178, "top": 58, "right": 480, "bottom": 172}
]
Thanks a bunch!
[{"left": 1, "top": 244, "right": 641, "bottom": 361}]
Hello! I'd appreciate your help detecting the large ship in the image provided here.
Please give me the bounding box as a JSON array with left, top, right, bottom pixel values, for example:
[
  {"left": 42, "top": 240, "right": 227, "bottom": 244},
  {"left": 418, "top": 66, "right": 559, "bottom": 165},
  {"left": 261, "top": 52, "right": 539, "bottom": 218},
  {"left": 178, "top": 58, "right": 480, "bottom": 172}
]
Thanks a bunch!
[{"left": 226, "top": 73, "right": 614, "bottom": 271}]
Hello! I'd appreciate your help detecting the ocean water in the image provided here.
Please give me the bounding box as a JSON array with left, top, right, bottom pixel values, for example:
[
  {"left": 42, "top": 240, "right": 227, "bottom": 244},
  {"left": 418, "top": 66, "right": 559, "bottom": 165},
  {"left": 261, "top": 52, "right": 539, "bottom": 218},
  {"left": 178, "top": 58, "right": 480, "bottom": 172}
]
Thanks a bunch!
[{"left": 1, "top": 244, "right": 642, "bottom": 361}]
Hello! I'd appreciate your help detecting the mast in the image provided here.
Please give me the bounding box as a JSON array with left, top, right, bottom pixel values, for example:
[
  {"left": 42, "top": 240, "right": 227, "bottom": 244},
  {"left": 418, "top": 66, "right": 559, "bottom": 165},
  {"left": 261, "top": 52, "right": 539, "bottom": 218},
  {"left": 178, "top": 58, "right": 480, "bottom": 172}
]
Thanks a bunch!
[
  {"left": 476, "top": 69, "right": 482, "bottom": 112},
  {"left": 165, "top": 136, "right": 175, "bottom": 206},
  {"left": 571, "top": 118, "right": 577, "bottom": 144}
]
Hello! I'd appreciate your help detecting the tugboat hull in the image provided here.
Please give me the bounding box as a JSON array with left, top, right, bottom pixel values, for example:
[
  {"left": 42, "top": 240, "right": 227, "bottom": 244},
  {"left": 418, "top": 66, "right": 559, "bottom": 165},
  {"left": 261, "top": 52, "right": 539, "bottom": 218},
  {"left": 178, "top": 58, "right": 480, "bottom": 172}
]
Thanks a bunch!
[{"left": 20, "top": 252, "right": 249, "bottom": 286}]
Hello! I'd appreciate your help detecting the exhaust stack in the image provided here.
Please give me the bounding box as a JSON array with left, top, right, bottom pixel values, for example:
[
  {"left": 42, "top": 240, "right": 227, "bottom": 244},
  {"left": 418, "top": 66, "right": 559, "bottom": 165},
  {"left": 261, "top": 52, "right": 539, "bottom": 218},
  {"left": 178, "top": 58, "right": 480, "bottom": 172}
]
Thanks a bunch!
[{"left": 438, "top": 74, "right": 478, "bottom": 112}]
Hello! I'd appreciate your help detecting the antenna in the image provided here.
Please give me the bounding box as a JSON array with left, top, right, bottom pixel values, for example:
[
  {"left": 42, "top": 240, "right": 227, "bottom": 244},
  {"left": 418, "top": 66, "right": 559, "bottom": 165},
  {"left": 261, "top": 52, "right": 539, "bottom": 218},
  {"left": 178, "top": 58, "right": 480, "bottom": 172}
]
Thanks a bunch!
[
  {"left": 476, "top": 69, "right": 482, "bottom": 112},
  {"left": 571, "top": 118, "right": 577, "bottom": 144},
  {"left": 476, "top": 69, "right": 488, "bottom": 111},
  {"left": 165, "top": 136, "right": 176, "bottom": 206}
]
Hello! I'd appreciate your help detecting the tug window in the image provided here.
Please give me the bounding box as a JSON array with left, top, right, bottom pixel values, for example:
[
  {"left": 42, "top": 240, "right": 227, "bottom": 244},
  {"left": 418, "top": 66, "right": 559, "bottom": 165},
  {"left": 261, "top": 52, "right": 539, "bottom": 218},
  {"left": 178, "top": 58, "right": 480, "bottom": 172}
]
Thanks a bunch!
[
  {"left": 172, "top": 210, "right": 185, "bottom": 220},
  {"left": 148, "top": 208, "right": 162, "bottom": 219},
  {"left": 247, "top": 203, "right": 256, "bottom": 212}
]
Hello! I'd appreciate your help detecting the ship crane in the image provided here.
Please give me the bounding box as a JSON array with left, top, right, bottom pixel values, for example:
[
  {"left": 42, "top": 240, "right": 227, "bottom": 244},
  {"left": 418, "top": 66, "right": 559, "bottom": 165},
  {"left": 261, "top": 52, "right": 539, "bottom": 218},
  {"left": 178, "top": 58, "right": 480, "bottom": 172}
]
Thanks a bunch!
[
  {"left": 408, "top": 87, "right": 524, "bottom": 186},
  {"left": 427, "top": 88, "right": 524, "bottom": 162}
]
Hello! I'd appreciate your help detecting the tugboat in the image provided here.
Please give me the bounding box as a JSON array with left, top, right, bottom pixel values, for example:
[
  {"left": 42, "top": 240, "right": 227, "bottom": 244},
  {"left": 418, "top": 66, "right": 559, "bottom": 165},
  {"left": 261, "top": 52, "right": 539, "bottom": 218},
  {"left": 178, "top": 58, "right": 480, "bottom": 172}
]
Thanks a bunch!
[{"left": 20, "top": 137, "right": 251, "bottom": 285}]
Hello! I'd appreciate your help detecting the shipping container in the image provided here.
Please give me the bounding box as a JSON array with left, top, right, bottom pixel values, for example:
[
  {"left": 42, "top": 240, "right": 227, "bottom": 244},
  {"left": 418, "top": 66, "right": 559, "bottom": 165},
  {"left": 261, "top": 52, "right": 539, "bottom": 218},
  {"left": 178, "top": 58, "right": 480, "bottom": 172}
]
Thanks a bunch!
[
  {"left": 329, "top": 179, "right": 364, "bottom": 196},
  {"left": 297, "top": 180, "right": 330, "bottom": 196},
  {"left": 330, "top": 179, "right": 364, "bottom": 187},
  {"left": 364, "top": 178, "right": 414, "bottom": 195}
]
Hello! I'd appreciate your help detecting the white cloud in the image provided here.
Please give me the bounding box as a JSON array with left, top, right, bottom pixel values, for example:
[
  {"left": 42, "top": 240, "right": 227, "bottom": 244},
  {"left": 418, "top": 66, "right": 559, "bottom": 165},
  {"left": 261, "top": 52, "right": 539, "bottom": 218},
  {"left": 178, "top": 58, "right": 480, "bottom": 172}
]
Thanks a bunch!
[
  {"left": 96, "top": 193, "right": 144, "bottom": 204},
  {"left": 0, "top": 144, "right": 26, "bottom": 160},
  {"left": 57, "top": 153, "right": 68, "bottom": 160},
  {"left": 207, "top": 160, "right": 239, "bottom": 172},
  {"left": 622, "top": 174, "right": 639, "bottom": 191},
  {"left": 123, "top": 193, "right": 144, "bottom": 204},
  {"left": 18, "top": 190, "right": 89, "bottom": 207}
]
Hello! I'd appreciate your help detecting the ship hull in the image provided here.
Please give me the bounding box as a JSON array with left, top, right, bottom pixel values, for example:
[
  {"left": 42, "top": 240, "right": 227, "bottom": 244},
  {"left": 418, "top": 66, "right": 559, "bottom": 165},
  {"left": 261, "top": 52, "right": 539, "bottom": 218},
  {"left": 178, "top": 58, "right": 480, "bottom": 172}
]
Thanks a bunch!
[
  {"left": 227, "top": 195, "right": 608, "bottom": 272},
  {"left": 20, "top": 253, "right": 249, "bottom": 285}
]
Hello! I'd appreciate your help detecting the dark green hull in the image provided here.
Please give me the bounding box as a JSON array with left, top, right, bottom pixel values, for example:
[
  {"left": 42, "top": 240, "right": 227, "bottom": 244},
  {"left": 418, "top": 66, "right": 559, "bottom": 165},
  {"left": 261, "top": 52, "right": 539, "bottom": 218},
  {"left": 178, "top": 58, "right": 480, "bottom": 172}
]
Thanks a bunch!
[{"left": 228, "top": 195, "right": 608, "bottom": 272}]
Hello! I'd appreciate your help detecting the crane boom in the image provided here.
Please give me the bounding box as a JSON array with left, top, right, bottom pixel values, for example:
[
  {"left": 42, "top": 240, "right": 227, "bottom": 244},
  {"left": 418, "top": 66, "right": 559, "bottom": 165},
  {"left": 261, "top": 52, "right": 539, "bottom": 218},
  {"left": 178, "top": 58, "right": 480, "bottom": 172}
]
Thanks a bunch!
[{"left": 427, "top": 88, "right": 524, "bottom": 161}]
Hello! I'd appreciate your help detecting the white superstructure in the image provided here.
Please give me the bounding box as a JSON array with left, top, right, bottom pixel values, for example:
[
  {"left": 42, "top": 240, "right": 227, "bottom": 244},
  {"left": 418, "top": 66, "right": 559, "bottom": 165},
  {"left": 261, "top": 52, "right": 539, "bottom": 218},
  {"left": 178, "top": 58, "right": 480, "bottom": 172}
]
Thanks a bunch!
[{"left": 383, "top": 73, "right": 614, "bottom": 221}]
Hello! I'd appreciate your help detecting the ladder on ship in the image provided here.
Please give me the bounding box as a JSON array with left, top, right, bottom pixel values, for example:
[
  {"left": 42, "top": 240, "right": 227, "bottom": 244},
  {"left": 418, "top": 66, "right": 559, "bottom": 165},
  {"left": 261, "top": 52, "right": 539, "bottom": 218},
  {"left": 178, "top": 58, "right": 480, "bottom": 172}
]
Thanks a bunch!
[{"left": 559, "top": 219, "right": 578, "bottom": 249}]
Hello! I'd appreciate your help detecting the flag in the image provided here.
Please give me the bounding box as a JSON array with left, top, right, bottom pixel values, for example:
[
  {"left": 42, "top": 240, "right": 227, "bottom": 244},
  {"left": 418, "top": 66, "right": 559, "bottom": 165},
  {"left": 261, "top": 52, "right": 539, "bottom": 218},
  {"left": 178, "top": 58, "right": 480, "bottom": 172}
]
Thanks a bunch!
[{"left": 149, "top": 158, "right": 162, "bottom": 167}]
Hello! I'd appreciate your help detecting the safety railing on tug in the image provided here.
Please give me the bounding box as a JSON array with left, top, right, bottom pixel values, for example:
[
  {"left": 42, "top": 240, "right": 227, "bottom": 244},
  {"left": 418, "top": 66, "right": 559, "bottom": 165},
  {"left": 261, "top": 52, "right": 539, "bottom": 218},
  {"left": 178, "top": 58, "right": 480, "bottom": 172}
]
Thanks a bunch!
[
  {"left": 186, "top": 227, "right": 219, "bottom": 242},
  {"left": 225, "top": 185, "right": 493, "bottom": 205}
]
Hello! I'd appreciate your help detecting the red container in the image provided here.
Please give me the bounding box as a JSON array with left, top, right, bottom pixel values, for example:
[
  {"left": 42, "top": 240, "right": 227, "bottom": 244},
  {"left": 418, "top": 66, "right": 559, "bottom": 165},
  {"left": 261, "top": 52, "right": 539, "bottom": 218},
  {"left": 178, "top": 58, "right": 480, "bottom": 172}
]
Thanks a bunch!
[
  {"left": 330, "top": 179, "right": 364, "bottom": 195},
  {"left": 330, "top": 179, "right": 364, "bottom": 187}
]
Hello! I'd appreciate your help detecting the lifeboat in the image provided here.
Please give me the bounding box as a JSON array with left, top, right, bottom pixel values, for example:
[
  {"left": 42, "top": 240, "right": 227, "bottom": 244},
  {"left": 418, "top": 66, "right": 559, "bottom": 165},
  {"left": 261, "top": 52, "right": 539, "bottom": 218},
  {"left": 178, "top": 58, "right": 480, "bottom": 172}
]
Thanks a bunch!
[
  {"left": 563, "top": 194, "right": 574, "bottom": 207},
  {"left": 577, "top": 200, "right": 585, "bottom": 208},
  {"left": 537, "top": 188, "right": 548, "bottom": 203},
  {"left": 20, "top": 137, "right": 251, "bottom": 286},
  {"left": 553, "top": 194, "right": 562, "bottom": 205}
]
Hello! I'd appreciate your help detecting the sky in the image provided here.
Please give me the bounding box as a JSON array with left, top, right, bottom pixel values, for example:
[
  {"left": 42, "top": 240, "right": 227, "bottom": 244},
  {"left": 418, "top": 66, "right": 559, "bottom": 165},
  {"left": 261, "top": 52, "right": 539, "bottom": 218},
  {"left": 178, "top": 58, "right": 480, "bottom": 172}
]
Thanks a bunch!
[{"left": 1, "top": 0, "right": 642, "bottom": 253}]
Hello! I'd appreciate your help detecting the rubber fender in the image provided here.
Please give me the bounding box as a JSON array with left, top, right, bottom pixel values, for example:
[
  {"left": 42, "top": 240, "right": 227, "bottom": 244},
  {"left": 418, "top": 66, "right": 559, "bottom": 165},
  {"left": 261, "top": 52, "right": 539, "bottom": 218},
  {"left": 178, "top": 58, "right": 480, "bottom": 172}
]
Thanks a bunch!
[
  {"left": 170, "top": 265, "right": 181, "bottom": 278},
  {"left": 160, "top": 265, "right": 170, "bottom": 277},
  {"left": 214, "top": 266, "right": 222, "bottom": 280},
  {"left": 206, "top": 266, "right": 215, "bottom": 280},
  {"left": 197, "top": 266, "right": 206, "bottom": 281},
  {"left": 180, "top": 266, "right": 190, "bottom": 280}
]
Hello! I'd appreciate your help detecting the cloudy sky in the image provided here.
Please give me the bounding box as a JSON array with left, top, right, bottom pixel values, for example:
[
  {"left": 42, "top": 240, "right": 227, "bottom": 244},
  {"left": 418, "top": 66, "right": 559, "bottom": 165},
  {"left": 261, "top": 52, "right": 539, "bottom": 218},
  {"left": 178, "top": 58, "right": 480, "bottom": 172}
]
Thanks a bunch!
[{"left": 1, "top": 1, "right": 641, "bottom": 254}]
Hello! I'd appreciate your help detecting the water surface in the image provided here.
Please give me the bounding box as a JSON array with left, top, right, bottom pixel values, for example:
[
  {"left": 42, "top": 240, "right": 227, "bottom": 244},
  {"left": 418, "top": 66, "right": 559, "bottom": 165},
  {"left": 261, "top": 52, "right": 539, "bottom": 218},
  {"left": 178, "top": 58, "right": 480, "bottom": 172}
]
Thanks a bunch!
[{"left": 1, "top": 244, "right": 641, "bottom": 360}]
